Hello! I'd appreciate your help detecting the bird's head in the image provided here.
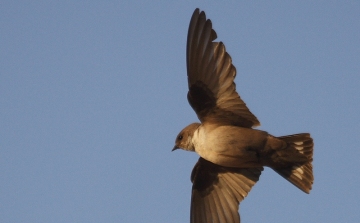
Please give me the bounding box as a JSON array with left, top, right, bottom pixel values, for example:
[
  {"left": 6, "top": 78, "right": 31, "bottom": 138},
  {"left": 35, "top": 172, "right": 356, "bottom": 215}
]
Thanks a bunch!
[{"left": 172, "top": 123, "right": 201, "bottom": 152}]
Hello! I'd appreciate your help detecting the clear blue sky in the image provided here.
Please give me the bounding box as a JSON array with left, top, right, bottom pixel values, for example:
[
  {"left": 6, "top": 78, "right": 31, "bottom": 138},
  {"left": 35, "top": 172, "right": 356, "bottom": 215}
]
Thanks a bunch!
[{"left": 1, "top": 1, "right": 359, "bottom": 222}]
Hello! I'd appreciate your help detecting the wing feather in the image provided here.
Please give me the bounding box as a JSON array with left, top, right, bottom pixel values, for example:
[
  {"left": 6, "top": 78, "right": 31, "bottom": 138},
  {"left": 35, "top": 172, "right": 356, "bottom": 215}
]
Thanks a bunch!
[
  {"left": 187, "top": 9, "right": 260, "bottom": 127},
  {"left": 190, "top": 158, "right": 263, "bottom": 223}
]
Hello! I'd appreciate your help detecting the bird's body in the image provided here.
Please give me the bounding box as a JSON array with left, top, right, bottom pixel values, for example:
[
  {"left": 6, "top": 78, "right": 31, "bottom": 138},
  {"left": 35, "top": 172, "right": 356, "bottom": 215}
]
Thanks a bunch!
[
  {"left": 172, "top": 8, "right": 314, "bottom": 223},
  {"left": 193, "top": 123, "right": 269, "bottom": 168}
]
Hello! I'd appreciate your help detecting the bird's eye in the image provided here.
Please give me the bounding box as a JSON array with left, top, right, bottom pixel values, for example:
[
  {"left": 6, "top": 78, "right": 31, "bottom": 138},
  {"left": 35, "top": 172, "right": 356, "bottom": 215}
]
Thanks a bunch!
[{"left": 178, "top": 135, "right": 183, "bottom": 140}]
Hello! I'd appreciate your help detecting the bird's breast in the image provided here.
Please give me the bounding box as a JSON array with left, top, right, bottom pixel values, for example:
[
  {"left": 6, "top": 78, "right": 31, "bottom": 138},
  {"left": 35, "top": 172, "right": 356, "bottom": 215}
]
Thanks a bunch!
[{"left": 192, "top": 125, "right": 268, "bottom": 168}]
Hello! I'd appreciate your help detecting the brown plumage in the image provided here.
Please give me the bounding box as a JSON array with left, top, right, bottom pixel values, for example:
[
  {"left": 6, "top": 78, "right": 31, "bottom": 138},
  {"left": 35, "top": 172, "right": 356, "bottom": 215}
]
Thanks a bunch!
[{"left": 172, "top": 8, "right": 314, "bottom": 223}]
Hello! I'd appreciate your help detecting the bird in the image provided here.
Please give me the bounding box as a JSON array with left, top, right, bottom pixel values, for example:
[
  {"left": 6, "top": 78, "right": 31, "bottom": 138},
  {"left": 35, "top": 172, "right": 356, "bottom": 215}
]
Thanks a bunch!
[{"left": 172, "top": 8, "right": 314, "bottom": 223}]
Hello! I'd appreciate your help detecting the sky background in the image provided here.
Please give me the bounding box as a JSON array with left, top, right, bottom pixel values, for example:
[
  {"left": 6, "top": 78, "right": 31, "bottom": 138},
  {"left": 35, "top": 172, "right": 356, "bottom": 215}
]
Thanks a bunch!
[{"left": 1, "top": 1, "right": 360, "bottom": 222}]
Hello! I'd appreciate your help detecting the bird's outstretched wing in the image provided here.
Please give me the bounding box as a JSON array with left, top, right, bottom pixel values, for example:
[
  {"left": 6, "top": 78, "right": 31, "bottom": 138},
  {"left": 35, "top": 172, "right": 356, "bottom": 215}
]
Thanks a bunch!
[
  {"left": 190, "top": 158, "right": 263, "bottom": 223},
  {"left": 187, "top": 8, "right": 260, "bottom": 128}
]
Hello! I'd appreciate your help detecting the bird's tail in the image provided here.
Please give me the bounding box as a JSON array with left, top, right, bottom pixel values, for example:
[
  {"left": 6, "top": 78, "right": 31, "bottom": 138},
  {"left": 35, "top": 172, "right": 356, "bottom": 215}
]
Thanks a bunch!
[{"left": 272, "top": 134, "right": 314, "bottom": 194}]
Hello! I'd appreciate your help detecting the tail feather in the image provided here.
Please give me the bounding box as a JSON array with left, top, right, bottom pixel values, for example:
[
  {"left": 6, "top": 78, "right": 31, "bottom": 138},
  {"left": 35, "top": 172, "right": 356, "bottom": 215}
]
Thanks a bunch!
[
  {"left": 273, "top": 133, "right": 314, "bottom": 194},
  {"left": 278, "top": 133, "right": 313, "bottom": 160}
]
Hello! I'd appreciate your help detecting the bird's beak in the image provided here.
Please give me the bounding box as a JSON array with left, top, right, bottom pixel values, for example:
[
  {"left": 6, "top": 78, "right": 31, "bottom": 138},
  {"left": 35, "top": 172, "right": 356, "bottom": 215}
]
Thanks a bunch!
[{"left": 172, "top": 146, "right": 179, "bottom": 151}]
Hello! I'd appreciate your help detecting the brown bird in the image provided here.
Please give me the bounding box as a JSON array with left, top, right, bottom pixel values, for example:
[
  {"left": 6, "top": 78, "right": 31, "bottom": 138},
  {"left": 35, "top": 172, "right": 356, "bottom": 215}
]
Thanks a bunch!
[{"left": 172, "top": 8, "right": 314, "bottom": 223}]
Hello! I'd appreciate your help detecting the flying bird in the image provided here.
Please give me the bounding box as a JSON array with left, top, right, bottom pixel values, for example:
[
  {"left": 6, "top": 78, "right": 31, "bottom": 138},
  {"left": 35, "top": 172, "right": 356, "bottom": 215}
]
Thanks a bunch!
[{"left": 172, "top": 8, "right": 314, "bottom": 223}]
